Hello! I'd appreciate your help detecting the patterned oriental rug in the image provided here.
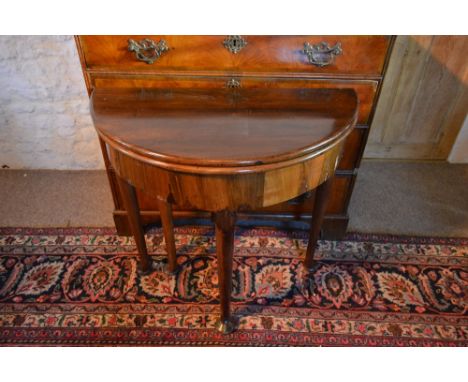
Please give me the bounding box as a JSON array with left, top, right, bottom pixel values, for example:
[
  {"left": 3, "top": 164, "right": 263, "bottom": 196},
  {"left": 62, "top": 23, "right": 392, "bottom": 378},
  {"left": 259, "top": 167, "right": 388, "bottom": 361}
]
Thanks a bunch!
[{"left": 0, "top": 227, "right": 466, "bottom": 346}]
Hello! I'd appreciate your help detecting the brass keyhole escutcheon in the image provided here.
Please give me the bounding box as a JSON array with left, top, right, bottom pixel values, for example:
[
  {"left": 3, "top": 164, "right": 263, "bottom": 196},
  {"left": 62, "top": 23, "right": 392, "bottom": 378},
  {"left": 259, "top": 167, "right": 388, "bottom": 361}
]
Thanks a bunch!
[{"left": 223, "top": 36, "right": 247, "bottom": 54}]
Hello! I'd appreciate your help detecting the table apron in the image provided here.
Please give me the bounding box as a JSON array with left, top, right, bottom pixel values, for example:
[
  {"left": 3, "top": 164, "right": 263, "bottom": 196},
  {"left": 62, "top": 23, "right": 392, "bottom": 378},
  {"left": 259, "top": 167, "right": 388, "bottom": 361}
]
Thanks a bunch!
[{"left": 106, "top": 141, "right": 344, "bottom": 212}]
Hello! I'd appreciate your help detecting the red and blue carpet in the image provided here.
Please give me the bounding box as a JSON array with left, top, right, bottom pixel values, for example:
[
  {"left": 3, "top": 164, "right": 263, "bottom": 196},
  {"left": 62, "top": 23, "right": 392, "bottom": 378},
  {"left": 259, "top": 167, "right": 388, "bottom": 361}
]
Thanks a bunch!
[{"left": 0, "top": 227, "right": 466, "bottom": 346}]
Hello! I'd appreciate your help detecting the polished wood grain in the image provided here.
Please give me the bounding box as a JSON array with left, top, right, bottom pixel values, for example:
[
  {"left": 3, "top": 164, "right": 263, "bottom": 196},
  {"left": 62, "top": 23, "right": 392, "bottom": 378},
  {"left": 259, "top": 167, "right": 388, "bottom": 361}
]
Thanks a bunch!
[
  {"left": 92, "top": 87, "right": 358, "bottom": 171},
  {"left": 125, "top": 167, "right": 354, "bottom": 218},
  {"left": 90, "top": 76, "right": 377, "bottom": 125},
  {"left": 92, "top": 87, "right": 358, "bottom": 331},
  {"left": 79, "top": 35, "right": 390, "bottom": 77}
]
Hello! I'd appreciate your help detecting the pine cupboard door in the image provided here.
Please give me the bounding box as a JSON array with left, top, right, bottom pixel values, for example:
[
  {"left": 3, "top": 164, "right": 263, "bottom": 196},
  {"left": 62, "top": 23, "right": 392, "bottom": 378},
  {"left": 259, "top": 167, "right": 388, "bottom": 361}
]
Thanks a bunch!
[{"left": 366, "top": 35, "right": 468, "bottom": 160}]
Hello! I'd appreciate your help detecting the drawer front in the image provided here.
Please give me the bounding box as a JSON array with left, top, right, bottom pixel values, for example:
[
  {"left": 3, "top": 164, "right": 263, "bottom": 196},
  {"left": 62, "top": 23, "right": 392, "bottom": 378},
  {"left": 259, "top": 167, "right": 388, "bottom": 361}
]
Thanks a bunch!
[
  {"left": 80, "top": 35, "right": 390, "bottom": 77},
  {"left": 91, "top": 75, "right": 377, "bottom": 124}
]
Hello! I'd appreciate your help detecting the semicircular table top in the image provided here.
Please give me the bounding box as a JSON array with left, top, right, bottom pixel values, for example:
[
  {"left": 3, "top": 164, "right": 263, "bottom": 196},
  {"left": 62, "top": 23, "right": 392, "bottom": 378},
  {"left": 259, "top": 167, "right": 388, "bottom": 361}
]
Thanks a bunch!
[{"left": 91, "top": 87, "right": 358, "bottom": 172}]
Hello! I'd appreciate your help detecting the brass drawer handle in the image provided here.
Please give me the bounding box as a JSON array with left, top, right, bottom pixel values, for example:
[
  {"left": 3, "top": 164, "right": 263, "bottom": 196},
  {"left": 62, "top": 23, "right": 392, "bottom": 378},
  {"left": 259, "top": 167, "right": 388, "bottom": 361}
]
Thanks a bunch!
[
  {"left": 128, "top": 38, "right": 169, "bottom": 64},
  {"left": 302, "top": 41, "right": 342, "bottom": 67},
  {"left": 226, "top": 78, "right": 241, "bottom": 88}
]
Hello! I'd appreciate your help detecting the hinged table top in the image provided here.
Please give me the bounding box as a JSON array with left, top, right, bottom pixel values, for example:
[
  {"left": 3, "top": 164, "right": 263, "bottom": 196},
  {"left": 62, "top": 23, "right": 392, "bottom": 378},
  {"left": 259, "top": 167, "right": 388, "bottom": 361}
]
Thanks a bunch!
[{"left": 91, "top": 87, "right": 358, "bottom": 173}]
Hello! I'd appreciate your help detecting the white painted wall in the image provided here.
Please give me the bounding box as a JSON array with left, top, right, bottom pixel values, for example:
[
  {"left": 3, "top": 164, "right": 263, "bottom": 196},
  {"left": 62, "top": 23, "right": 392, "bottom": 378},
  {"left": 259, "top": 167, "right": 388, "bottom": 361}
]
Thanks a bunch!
[
  {"left": 0, "top": 35, "right": 104, "bottom": 169},
  {"left": 448, "top": 114, "right": 468, "bottom": 163}
]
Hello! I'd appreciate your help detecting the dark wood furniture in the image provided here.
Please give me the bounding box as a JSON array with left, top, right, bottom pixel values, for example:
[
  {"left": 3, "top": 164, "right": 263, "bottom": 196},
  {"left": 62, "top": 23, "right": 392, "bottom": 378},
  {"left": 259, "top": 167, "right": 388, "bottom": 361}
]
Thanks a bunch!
[
  {"left": 76, "top": 36, "right": 394, "bottom": 240},
  {"left": 91, "top": 87, "right": 358, "bottom": 332}
]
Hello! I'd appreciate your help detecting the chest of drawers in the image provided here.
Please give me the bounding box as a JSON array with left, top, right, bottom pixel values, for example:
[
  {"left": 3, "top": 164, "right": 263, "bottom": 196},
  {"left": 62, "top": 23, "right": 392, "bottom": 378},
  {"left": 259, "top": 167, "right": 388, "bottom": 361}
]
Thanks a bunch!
[{"left": 76, "top": 35, "right": 394, "bottom": 239}]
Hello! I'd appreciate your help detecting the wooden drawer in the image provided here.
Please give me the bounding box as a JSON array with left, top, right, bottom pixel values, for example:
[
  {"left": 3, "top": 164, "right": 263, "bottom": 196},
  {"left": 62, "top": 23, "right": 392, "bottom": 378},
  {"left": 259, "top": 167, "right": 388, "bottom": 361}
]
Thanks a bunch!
[
  {"left": 91, "top": 75, "right": 377, "bottom": 124},
  {"left": 79, "top": 35, "right": 390, "bottom": 77}
]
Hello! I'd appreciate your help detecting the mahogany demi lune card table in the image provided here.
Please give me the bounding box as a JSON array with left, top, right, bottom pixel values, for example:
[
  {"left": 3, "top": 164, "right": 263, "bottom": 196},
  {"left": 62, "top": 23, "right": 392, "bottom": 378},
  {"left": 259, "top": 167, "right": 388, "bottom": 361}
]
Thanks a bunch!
[{"left": 91, "top": 87, "right": 358, "bottom": 333}]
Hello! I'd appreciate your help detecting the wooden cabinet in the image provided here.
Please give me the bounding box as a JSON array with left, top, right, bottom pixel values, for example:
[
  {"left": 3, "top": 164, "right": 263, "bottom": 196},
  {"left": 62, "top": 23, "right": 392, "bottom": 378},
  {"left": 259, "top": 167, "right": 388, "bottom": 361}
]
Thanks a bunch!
[{"left": 76, "top": 35, "right": 394, "bottom": 239}]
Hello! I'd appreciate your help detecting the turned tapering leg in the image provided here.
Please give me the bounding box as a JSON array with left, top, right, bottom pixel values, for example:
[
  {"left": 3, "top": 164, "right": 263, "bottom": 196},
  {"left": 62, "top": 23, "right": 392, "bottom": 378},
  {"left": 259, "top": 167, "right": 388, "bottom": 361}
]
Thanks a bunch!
[
  {"left": 117, "top": 176, "right": 152, "bottom": 274},
  {"left": 157, "top": 199, "right": 177, "bottom": 273},
  {"left": 213, "top": 210, "right": 237, "bottom": 334},
  {"left": 304, "top": 176, "right": 334, "bottom": 270}
]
